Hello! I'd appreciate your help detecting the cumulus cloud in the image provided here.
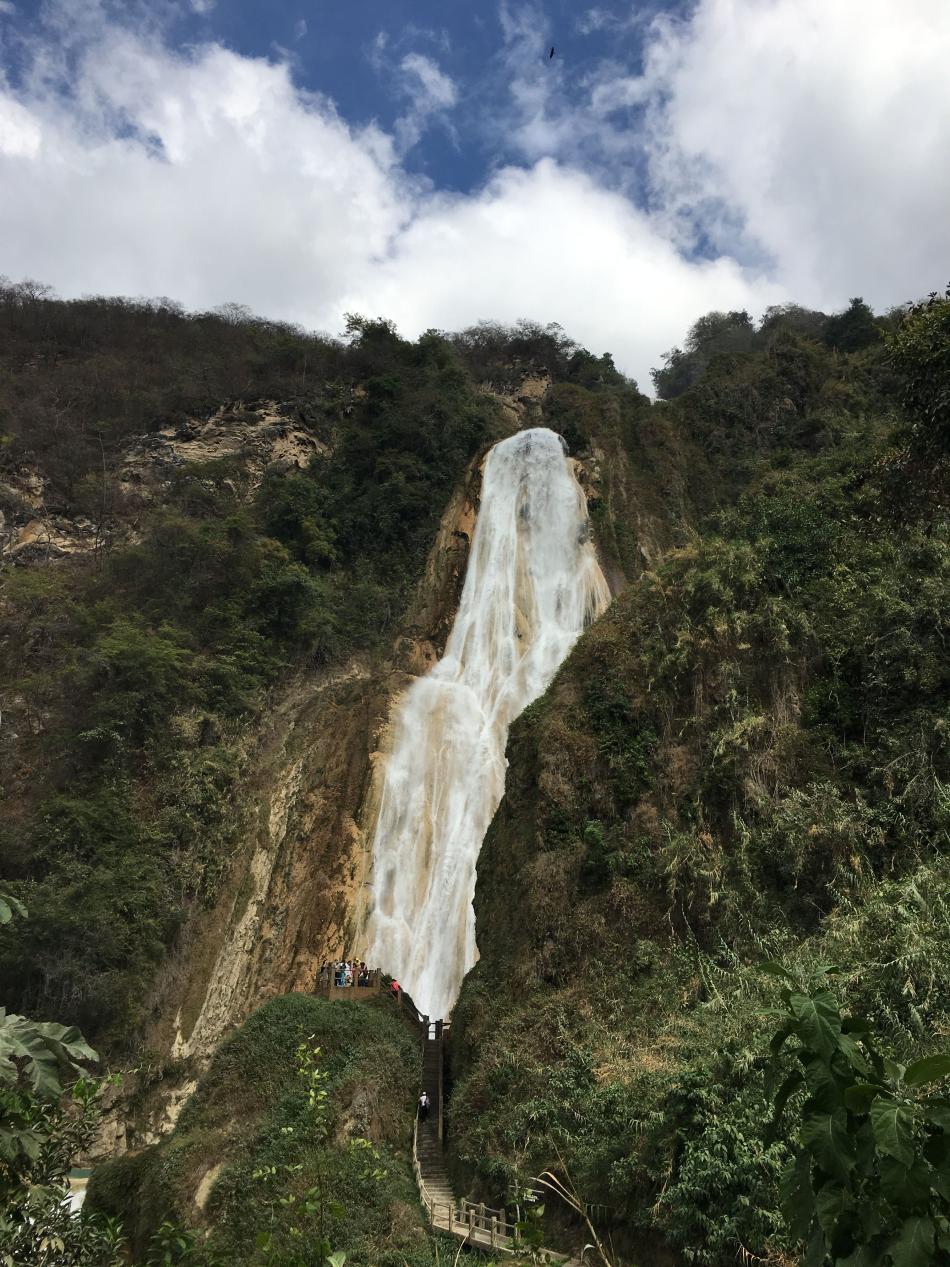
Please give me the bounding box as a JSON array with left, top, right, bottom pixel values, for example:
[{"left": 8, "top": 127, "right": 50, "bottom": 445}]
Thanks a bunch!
[
  {"left": 633, "top": 0, "right": 950, "bottom": 308},
  {"left": 0, "top": 0, "right": 947, "bottom": 389},
  {"left": 0, "top": 25, "right": 411, "bottom": 322},
  {"left": 508, "top": 0, "right": 950, "bottom": 309}
]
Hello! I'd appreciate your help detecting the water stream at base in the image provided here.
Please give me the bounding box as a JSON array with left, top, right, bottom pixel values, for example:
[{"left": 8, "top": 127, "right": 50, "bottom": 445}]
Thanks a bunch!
[{"left": 360, "top": 427, "right": 610, "bottom": 1019}]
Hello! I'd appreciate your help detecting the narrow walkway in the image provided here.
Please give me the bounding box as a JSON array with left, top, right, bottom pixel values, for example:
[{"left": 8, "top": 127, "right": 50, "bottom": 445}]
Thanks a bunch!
[{"left": 413, "top": 1024, "right": 582, "bottom": 1263}]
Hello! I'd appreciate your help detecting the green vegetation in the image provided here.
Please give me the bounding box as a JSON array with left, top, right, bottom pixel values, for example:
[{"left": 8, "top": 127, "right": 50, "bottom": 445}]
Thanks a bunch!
[
  {"left": 877, "top": 285, "right": 950, "bottom": 520},
  {"left": 449, "top": 295, "right": 950, "bottom": 1265},
  {"left": 651, "top": 298, "right": 891, "bottom": 402},
  {"left": 0, "top": 293, "right": 499, "bottom": 1049},
  {"left": 2, "top": 281, "right": 949, "bottom": 1265},
  {"left": 0, "top": 896, "right": 124, "bottom": 1264},
  {"left": 87, "top": 993, "right": 472, "bottom": 1266},
  {"left": 764, "top": 965, "right": 950, "bottom": 1267}
]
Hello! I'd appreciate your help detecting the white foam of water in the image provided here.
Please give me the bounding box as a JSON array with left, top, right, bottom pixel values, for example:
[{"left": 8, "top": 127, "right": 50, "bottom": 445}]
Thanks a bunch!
[{"left": 360, "top": 427, "right": 610, "bottom": 1018}]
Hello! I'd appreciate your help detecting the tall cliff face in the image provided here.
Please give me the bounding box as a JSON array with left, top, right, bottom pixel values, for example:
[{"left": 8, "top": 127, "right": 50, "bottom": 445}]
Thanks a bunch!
[
  {"left": 0, "top": 309, "right": 505, "bottom": 1082},
  {"left": 152, "top": 455, "right": 485, "bottom": 1069},
  {"left": 160, "top": 368, "right": 686, "bottom": 1067}
]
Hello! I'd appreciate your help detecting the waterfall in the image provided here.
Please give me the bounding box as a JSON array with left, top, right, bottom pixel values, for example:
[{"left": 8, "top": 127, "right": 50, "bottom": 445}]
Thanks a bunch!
[{"left": 360, "top": 427, "right": 610, "bottom": 1019}]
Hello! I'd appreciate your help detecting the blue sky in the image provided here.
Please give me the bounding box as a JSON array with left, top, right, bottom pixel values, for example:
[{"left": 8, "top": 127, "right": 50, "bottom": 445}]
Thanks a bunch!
[
  {"left": 1, "top": 0, "right": 949, "bottom": 386},
  {"left": 7, "top": 0, "right": 679, "bottom": 193}
]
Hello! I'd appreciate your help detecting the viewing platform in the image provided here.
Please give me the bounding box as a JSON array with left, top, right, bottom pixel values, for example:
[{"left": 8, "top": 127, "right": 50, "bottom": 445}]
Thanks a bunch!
[{"left": 314, "top": 966, "right": 384, "bottom": 1001}]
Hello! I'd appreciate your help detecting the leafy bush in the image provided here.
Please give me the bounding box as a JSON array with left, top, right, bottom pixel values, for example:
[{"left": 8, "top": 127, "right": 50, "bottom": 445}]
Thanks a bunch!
[
  {"left": 764, "top": 965, "right": 950, "bottom": 1267},
  {"left": 452, "top": 297, "right": 950, "bottom": 1267},
  {"left": 87, "top": 994, "right": 467, "bottom": 1267}
]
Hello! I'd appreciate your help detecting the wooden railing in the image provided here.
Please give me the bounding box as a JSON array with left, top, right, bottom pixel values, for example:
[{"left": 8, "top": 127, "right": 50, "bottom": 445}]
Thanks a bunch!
[{"left": 412, "top": 1118, "right": 521, "bottom": 1251}]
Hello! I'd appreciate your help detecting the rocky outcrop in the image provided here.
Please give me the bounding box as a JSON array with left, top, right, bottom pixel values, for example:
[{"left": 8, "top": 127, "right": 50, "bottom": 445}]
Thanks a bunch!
[
  {"left": 118, "top": 400, "right": 329, "bottom": 505},
  {"left": 1, "top": 399, "right": 330, "bottom": 563}
]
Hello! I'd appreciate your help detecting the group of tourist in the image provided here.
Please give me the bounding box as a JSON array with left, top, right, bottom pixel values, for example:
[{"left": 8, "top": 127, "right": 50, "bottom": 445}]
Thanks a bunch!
[{"left": 317, "top": 959, "right": 375, "bottom": 990}]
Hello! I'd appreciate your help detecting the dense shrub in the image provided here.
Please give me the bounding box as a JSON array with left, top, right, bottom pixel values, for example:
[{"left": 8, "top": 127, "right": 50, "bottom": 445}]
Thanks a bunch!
[
  {"left": 87, "top": 994, "right": 476, "bottom": 1266},
  {"left": 451, "top": 297, "right": 950, "bottom": 1265}
]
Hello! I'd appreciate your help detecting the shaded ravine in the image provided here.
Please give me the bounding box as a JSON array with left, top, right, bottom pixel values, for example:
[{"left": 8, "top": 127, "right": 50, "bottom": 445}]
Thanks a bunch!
[{"left": 360, "top": 427, "right": 610, "bottom": 1019}]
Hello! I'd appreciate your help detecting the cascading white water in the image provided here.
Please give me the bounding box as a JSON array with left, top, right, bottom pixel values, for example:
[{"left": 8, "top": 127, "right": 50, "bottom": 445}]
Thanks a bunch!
[{"left": 360, "top": 427, "right": 610, "bottom": 1019}]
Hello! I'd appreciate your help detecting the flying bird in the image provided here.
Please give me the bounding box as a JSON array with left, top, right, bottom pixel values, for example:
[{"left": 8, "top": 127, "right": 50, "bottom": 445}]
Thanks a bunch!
[{"left": 549, "top": 46, "right": 555, "bottom": 59}]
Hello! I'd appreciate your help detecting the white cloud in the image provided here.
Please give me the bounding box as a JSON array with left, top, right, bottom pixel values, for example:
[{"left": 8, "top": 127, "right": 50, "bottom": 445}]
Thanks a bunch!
[
  {"left": 346, "top": 160, "right": 782, "bottom": 390},
  {"left": 293, "top": 18, "right": 307, "bottom": 42},
  {"left": 487, "top": 0, "right": 950, "bottom": 312},
  {"left": 639, "top": 0, "right": 950, "bottom": 308},
  {"left": 1, "top": 0, "right": 948, "bottom": 392},
  {"left": 0, "top": 29, "right": 412, "bottom": 325},
  {"left": 0, "top": 1, "right": 18, "bottom": 17},
  {"left": 400, "top": 52, "right": 456, "bottom": 112},
  {"left": 577, "top": 8, "right": 612, "bottom": 35},
  {"left": 0, "top": 91, "right": 40, "bottom": 156},
  {"left": 394, "top": 52, "right": 457, "bottom": 152}
]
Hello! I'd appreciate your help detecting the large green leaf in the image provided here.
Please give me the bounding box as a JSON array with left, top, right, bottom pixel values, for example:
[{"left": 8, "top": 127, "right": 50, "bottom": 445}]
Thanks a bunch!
[
  {"left": 837, "top": 1034, "right": 874, "bottom": 1079},
  {"left": 781, "top": 1151, "right": 815, "bottom": 1240},
  {"left": 0, "top": 893, "right": 27, "bottom": 924},
  {"left": 791, "top": 991, "right": 842, "bottom": 1063},
  {"left": 0, "top": 1009, "right": 97, "bottom": 1099},
  {"left": 888, "top": 1216, "right": 935, "bottom": 1267},
  {"left": 801, "top": 1109, "right": 855, "bottom": 1182},
  {"left": 769, "top": 1069, "right": 804, "bottom": 1129},
  {"left": 922, "top": 1099, "right": 950, "bottom": 1132},
  {"left": 804, "top": 1055, "right": 843, "bottom": 1112},
  {"left": 905, "top": 1054, "right": 950, "bottom": 1088},
  {"left": 815, "top": 1181, "right": 847, "bottom": 1235},
  {"left": 844, "top": 1083, "right": 883, "bottom": 1114},
  {"left": 879, "top": 1155, "right": 933, "bottom": 1211},
  {"left": 770, "top": 1021, "right": 794, "bottom": 1058},
  {"left": 871, "top": 1098, "right": 915, "bottom": 1167}
]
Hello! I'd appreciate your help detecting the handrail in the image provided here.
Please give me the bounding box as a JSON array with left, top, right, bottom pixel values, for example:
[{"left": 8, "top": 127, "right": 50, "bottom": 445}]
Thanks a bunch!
[{"left": 412, "top": 1118, "right": 520, "bottom": 1249}]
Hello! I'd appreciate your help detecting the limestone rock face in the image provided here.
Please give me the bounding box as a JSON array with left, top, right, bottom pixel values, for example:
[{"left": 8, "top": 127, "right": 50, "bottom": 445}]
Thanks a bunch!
[
  {"left": 144, "top": 445, "right": 486, "bottom": 1071},
  {"left": 1, "top": 398, "right": 331, "bottom": 563},
  {"left": 118, "top": 401, "right": 329, "bottom": 504}
]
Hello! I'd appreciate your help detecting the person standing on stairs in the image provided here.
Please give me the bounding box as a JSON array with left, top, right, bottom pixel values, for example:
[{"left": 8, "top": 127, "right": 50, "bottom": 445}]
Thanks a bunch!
[{"left": 418, "top": 1090, "right": 430, "bottom": 1123}]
